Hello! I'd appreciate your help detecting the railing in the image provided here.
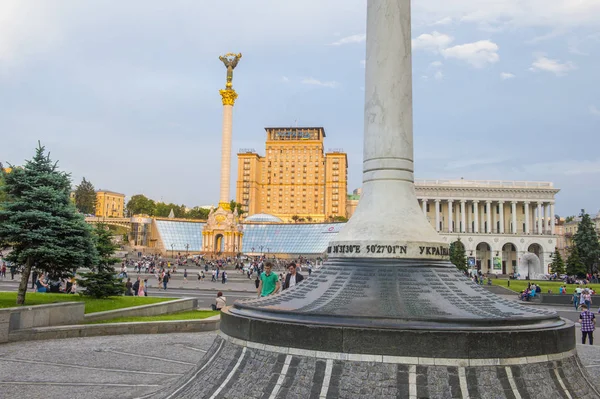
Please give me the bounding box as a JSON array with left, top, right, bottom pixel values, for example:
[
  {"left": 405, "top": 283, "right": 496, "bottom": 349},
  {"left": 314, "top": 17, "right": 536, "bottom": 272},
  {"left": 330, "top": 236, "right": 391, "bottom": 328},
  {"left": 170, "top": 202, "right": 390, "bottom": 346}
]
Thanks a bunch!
[
  {"left": 436, "top": 229, "right": 555, "bottom": 236},
  {"left": 415, "top": 179, "right": 554, "bottom": 189}
]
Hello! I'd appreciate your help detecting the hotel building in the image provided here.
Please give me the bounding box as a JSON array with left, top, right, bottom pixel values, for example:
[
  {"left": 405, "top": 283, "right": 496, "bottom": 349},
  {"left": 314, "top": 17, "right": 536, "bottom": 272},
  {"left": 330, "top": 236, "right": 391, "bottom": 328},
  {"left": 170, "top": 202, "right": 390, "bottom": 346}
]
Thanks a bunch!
[{"left": 236, "top": 127, "right": 348, "bottom": 222}]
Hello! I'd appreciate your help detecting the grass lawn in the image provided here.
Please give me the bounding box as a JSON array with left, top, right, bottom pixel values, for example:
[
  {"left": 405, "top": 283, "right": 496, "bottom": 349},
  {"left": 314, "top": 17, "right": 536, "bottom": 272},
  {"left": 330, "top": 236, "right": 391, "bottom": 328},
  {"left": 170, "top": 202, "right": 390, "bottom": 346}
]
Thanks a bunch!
[
  {"left": 0, "top": 292, "right": 175, "bottom": 314},
  {"left": 86, "top": 310, "right": 220, "bottom": 324},
  {"left": 491, "top": 279, "right": 600, "bottom": 294}
]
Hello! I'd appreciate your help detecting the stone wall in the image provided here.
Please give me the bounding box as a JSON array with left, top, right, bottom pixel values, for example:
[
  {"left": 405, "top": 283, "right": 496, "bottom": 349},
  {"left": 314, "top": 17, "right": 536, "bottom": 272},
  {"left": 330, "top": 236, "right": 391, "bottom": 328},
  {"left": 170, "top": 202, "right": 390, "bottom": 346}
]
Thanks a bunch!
[
  {"left": 84, "top": 297, "right": 198, "bottom": 322},
  {"left": 0, "top": 302, "right": 85, "bottom": 343}
]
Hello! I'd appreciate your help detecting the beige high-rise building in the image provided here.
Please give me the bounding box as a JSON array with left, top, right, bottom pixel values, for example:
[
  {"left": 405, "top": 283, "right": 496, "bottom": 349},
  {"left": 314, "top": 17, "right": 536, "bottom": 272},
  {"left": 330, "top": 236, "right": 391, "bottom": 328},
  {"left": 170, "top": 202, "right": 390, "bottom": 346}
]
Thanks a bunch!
[{"left": 236, "top": 127, "right": 348, "bottom": 222}]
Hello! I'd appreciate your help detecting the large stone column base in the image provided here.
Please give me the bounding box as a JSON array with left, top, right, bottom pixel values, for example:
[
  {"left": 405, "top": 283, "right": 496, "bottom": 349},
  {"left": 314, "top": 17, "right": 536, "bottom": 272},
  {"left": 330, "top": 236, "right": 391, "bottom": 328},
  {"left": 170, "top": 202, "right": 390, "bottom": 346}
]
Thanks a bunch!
[{"left": 153, "top": 335, "right": 600, "bottom": 398}]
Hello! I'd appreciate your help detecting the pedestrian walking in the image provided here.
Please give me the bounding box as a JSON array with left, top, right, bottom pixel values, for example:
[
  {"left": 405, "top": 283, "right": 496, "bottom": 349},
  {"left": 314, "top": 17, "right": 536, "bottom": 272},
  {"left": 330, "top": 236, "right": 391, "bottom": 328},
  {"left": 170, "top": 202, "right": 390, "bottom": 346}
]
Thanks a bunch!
[
  {"left": 183, "top": 269, "right": 188, "bottom": 284},
  {"left": 163, "top": 272, "right": 170, "bottom": 290},
  {"left": 580, "top": 304, "right": 596, "bottom": 345},
  {"left": 257, "top": 262, "right": 280, "bottom": 298}
]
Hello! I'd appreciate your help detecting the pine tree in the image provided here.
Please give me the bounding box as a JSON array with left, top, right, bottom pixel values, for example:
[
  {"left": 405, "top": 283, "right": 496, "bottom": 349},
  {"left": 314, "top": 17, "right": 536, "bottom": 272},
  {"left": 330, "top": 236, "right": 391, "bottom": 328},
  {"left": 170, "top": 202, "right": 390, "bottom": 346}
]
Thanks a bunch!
[
  {"left": 566, "top": 246, "right": 586, "bottom": 278},
  {"left": 450, "top": 239, "right": 468, "bottom": 272},
  {"left": 74, "top": 177, "right": 97, "bottom": 215},
  {"left": 78, "top": 223, "right": 125, "bottom": 298},
  {"left": 573, "top": 209, "right": 600, "bottom": 274},
  {"left": 550, "top": 249, "right": 565, "bottom": 275},
  {"left": 0, "top": 143, "right": 97, "bottom": 305}
]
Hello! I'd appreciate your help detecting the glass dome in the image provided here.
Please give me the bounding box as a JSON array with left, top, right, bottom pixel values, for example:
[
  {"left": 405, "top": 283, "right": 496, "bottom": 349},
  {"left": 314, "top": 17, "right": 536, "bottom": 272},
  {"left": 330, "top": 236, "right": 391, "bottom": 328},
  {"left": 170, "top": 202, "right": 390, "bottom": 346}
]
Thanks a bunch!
[{"left": 244, "top": 213, "right": 283, "bottom": 223}]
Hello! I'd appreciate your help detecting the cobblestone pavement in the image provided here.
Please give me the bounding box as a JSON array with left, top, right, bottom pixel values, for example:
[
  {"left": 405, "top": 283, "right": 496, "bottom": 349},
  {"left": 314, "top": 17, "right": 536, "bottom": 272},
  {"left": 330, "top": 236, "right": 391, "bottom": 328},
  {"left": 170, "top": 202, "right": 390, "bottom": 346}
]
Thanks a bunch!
[
  {"left": 0, "top": 333, "right": 214, "bottom": 399},
  {"left": 0, "top": 332, "right": 599, "bottom": 399}
]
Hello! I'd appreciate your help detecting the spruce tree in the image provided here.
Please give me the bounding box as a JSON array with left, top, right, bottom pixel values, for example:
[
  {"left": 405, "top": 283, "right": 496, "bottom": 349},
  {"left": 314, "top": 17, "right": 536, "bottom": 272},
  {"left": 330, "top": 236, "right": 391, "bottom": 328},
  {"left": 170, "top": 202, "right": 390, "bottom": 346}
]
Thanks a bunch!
[
  {"left": 74, "top": 177, "right": 97, "bottom": 215},
  {"left": 573, "top": 210, "right": 600, "bottom": 274},
  {"left": 450, "top": 239, "right": 468, "bottom": 272},
  {"left": 550, "top": 249, "right": 565, "bottom": 275},
  {"left": 0, "top": 143, "right": 97, "bottom": 305},
  {"left": 566, "top": 246, "right": 586, "bottom": 278},
  {"left": 78, "top": 223, "right": 125, "bottom": 298}
]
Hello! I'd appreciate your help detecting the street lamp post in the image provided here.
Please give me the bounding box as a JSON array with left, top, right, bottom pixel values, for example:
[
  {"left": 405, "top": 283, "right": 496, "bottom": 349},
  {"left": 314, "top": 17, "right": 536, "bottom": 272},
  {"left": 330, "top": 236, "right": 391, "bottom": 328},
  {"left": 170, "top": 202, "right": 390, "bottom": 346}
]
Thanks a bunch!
[
  {"left": 171, "top": 243, "right": 174, "bottom": 260},
  {"left": 260, "top": 245, "right": 264, "bottom": 256},
  {"left": 185, "top": 243, "right": 189, "bottom": 258}
]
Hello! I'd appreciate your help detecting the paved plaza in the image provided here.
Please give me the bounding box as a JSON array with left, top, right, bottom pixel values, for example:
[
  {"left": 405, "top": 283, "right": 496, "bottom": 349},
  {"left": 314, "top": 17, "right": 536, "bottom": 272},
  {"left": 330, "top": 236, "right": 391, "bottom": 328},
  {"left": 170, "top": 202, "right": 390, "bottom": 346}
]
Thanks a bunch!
[{"left": 0, "top": 332, "right": 598, "bottom": 399}]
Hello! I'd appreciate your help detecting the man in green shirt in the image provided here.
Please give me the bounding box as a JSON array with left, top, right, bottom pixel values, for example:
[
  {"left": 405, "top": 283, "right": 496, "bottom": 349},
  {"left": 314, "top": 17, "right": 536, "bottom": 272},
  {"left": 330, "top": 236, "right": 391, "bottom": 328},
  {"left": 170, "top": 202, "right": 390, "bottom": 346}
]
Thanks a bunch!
[{"left": 258, "top": 262, "right": 280, "bottom": 297}]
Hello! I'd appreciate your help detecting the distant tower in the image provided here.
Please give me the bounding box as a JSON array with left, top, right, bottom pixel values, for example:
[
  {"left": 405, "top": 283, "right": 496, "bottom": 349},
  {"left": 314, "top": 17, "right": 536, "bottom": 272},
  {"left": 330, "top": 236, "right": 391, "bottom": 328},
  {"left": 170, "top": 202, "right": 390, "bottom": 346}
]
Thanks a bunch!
[
  {"left": 202, "top": 53, "right": 244, "bottom": 256},
  {"left": 217, "top": 53, "right": 242, "bottom": 210}
]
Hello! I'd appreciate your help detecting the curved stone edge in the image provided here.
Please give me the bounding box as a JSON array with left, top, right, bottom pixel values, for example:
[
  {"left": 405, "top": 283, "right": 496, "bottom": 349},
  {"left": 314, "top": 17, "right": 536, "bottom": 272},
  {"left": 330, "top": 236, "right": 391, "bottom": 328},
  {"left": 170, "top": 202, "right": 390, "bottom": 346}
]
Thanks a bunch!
[
  {"left": 221, "top": 308, "right": 575, "bottom": 359},
  {"left": 6, "top": 317, "right": 220, "bottom": 343},
  {"left": 153, "top": 335, "right": 600, "bottom": 399}
]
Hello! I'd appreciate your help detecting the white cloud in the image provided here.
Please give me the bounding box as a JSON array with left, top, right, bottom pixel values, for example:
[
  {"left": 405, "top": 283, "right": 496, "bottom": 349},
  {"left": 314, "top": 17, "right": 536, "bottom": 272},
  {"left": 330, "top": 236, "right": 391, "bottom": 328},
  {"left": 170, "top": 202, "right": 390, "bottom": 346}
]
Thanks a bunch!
[
  {"left": 412, "top": 31, "right": 454, "bottom": 52},
  {"left": 441, "top": 40, "right": 500, "bottom": 68},
  {"left": 432, "top": 17, "right": 453, "bottom": 26},
  {"left": 330, "top": 33, "right": 366, "bottom": 46},
  {"left": 413, "top": 0, "right": 600, "bottom": 31},
  {"left": 529, "top": 55, "right": 576, "bottom": 76},
  {"left": 590, "top": 106, "right": 600, "bottom": 117},
  {"left": 281, "top": 76, "right": 289, "bottom": 83},
  {"left": 429, "top": 61, "right": 443, "bottom": 68},
  {"left": 434, "top": 70, "right": 444, "bottom": 80},
  {"left": 301, "top": 77, "right": 338, "bottom": 88},
  {"left": 500, "top": 72, "right": 515, "bottom": 80}
]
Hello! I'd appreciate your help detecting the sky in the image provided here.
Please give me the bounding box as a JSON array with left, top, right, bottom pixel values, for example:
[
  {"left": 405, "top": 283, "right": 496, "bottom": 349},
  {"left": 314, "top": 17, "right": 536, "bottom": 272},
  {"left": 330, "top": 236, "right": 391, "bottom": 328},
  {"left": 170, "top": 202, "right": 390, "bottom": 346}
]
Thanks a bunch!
[{"left": 0, "top": 0, "right": 598, "bottom": 217}]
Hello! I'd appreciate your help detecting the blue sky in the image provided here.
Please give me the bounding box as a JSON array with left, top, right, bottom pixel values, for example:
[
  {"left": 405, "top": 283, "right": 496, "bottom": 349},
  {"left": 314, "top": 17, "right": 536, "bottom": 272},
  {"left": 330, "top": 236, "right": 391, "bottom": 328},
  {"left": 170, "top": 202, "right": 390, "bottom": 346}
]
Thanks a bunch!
[{"left": 1, "top": 0, "right": 598, "bottom": 216}]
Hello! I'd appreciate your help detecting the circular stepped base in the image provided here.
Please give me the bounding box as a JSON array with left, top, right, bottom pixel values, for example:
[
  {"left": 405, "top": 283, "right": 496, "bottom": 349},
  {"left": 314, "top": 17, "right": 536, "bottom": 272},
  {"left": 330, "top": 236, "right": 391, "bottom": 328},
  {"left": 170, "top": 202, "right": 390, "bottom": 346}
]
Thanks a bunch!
[{"left": 153, "top": 334, "right": 600, "bottom": 399}]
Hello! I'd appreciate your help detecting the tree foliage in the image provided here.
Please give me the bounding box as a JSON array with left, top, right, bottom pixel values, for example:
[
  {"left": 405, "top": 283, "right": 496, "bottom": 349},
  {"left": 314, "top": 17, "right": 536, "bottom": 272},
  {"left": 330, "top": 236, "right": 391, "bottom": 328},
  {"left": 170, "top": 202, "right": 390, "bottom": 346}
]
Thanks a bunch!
[
  {"left": 229, "top": 200, "right": 243, "bottom": 215},
  {"left": 550, "top": 249, "right": 565, "bottom": 275},
  {"left": 0, "top": 143, "right": 97, "bottom": 305},
  {"left": 0, "top": 167, "right": 7, "bottom": 209},
  {"left": 78, "top": 223, "right": 124, "bottom": 298},
  {"left": 126, "top": 194, "right": 156, "bottom": 216},
  {"left": 573, "top": 209, "right": 600, "bottom": 274},
  {"left": 74, "top": 177, "right": 97, "bottom": 215},
  {"left": 187, "top": 206, "right": 210, "bottom": 220},
  {"left": 450, "top": 239, "right": 468, "bottom": 272},
  {"left": 154, "top": 202, "right": 186, "bottom": 218},
  {"left": 566, "top": 246, "right": 586, "bottom": 277}
]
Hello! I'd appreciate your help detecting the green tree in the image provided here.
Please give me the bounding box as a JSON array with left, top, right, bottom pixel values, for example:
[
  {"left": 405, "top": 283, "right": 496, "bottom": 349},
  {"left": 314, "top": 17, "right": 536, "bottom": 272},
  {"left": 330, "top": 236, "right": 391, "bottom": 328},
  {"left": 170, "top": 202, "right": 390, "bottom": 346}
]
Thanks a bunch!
[
  {"left": 291, "top": 215, "right": 299, "bottom": 223},
  {"left": 126, "top": 194, "right": 156, "bottom": 216},
  {"left": 565, "top": 216, "right": 575, "bottom": 223},
  {"left": 0, "top": 166, "right": 7, "bottom": 209},
  {"left": 154, "top": 202, "right": 186, "bottom": 218},
  {"left": 187, "top": 206, "right": 210, "bottom": 220},
  {"left": 333, "top": 216, "right": 348, "bottom": 222},
  {"left": 74, "top": 177, "right": 97, "bottom": 215},
  {"left": 566, "top": 246, "right": 586, "bottom": 277},
  {"left": 549, "top": 249, "right": 566, "bottom": 275},
  {"left": 573, "top": 209, "right": 600, "bottom": 274},
  {"left": 229, "top": 200, "right": 243, "bottom": 215},
  {"left": 0, "top": 143, "right": 97, "bottom": 305},
  {"left": 78, "top": 223, "right": 125, "bottom": 298},
  {"left": 449, "top": 239, "right": 468, "bottom": 272}
]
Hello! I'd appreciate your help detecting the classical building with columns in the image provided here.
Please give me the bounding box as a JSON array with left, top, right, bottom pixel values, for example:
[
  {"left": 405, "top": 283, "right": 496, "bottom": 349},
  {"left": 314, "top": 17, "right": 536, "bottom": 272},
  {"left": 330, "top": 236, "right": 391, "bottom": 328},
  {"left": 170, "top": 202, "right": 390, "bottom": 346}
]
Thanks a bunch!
[
  {"left": 416, "top": 179, "right": 558, "bottom": 277},
  {"left": 348, "top": 179, "right": 559, "bottom": 277}
]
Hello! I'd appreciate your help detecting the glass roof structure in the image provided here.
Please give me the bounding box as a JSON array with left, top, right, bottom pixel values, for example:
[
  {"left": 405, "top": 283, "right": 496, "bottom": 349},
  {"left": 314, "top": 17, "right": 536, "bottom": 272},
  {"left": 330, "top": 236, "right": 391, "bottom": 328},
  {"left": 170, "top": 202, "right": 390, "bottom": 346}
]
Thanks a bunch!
[
  {"left": 244, "top": 213, "right": 283, "bottom": 223},
  {"left": 154, "top": 220, "right": 344, "bottom": 254}
]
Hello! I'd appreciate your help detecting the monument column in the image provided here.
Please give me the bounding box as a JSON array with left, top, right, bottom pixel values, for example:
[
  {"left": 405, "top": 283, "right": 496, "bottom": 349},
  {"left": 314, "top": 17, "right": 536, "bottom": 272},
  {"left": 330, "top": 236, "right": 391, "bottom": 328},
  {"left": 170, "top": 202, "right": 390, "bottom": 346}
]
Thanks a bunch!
[
  {"left": 217, "top": 53, "right": 242, "bottom": 210},
  {"left": 421, "top": 199, "right": 427, "bottom": 215}
]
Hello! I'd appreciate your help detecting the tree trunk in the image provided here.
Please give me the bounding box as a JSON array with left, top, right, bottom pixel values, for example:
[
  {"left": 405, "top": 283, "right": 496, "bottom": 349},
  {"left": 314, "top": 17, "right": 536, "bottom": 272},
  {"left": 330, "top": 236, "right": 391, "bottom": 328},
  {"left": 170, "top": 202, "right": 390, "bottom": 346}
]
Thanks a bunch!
[{"left": 16, "top": 257, "right": 32, "bottom": 305}]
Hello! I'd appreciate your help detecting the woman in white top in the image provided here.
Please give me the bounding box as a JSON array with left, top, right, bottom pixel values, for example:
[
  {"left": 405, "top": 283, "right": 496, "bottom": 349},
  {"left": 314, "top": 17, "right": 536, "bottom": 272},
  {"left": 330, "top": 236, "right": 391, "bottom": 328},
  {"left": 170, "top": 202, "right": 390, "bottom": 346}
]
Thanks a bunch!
[{"left": 212, "top": 291, "right": 227, "bottom": 311}]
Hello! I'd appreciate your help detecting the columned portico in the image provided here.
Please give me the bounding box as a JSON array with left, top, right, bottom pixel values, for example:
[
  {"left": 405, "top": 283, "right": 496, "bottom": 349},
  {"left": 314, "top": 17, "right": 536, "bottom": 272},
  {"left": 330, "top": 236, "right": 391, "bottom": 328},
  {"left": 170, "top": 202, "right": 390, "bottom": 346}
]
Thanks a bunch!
[
  {"left": 473, "top": 200, "right": 479, "bottom": 233},
  {"left": 499, "top": 201, "right": 505, "bottom": 234},
  {"left": 537, "top": 202, "right": 543, "bottom": 235},
  {"left": 435, "top": 199, "right": 441, "bottom": 232}
]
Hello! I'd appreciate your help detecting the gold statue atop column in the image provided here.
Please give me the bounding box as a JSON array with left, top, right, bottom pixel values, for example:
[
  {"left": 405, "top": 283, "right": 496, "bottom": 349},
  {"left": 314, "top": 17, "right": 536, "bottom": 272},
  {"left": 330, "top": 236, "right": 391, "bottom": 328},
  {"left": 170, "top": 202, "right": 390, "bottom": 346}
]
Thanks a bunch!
[{"left": 219, "top": 53, "right": 242, "bottom": 89}]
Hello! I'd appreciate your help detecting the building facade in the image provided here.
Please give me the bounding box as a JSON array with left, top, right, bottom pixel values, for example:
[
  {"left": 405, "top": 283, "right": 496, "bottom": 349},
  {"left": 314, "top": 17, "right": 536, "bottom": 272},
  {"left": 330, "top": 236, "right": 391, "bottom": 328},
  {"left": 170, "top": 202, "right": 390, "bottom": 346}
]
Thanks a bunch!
[
  {"left": 349, "top": 179, "right": 560, "bottom": 277},
  {"left": 95, "top": 190, "right": 126, "bottom": 218},
  {"left": 236, "top": 127, "right": 348, "bottom": 222},
  {"left": 563, "top": 211, "right": 600, "bottom": 251}
]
